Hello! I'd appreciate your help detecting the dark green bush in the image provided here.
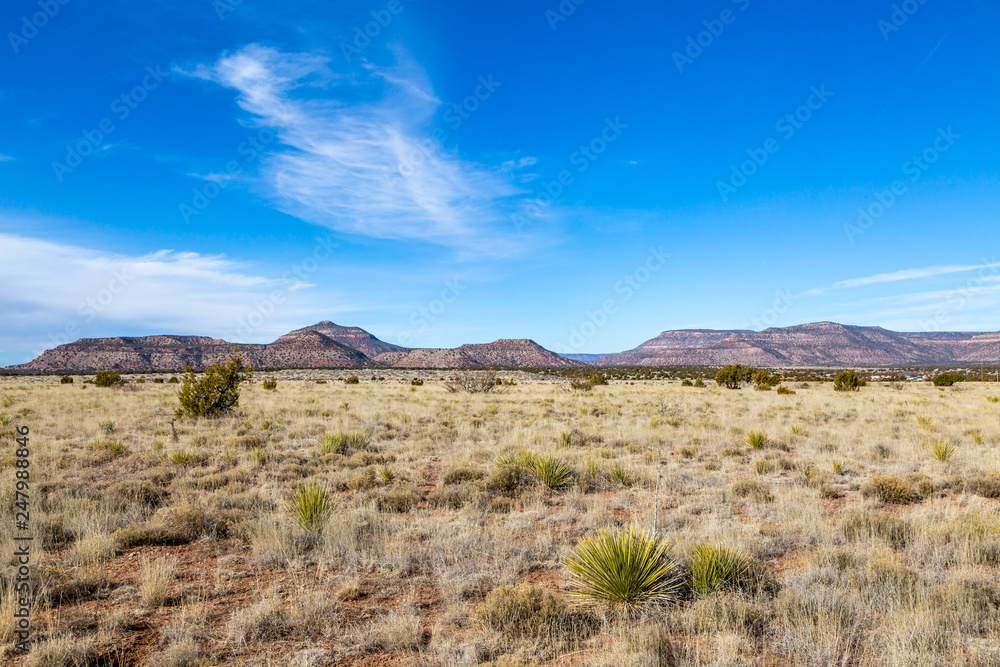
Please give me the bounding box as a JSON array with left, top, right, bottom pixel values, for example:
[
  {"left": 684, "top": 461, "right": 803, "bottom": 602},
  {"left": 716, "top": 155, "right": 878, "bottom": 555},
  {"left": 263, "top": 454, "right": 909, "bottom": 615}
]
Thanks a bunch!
[
  {"left": 932, "top": 373, "right": 965, "bottom": 387},
  {"left": 833, "top": 371, "right": 865, "bottom": 391},
  {"left": 589, "top": 373, "right": 609, "bottom": 386},
  {"left": 262, "top": 375, "right": 278, "bottom": 391},
  {"left": 410, "top": 378, "right": 424, "bottom": 386},
  {"left": 344, "top": 375, "right": 360, "bottom": 385},
  {"left": 167, "top": 377, "right": 179, "bottom": 384},
  {"left": 715, "top": 365, "right": 754, "bottom": 389},
  {"left": 752, "top": 370, "right": 781, "bottom": 391},
  {"left": 94, "top": 371, "right": 123, "bottom": 388},
  {"left": 60, "top": 375, "right": 73, "bottom": 384},
  {"left": 175, "top": 353, "right": 252, "bottom": 419}
]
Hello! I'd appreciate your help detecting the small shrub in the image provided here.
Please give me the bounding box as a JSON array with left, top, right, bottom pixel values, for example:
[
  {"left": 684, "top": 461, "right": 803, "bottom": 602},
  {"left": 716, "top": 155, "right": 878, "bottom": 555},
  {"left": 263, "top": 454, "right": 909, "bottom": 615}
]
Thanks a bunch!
[
  {"left": 486, "top": 464, "right": 531, "bottom": 497},
  {"left": 138, "top": 557, "right": 176, "bottom": 607},
  {"left": 589, "top": 373, "right": 609, "bottom": 386},
  {"left": 474, "top": 583, "right": 566, "bottom": 638},
  {"left": 377, "top": 486, "right": 421, "bottom": 513},
  {"left": 175, "top": 353, "right": 251, "bottom": 419},
  {"left": 932, "top": 372, "right": 965, "bottom": 387},
  {"left": 374, "top": 464, "right": 395, "bottom": 483},
  {"left": 443, "top": 466, "right": 484, "bottom": 485},
  {"left": 681, "top": 379, "right": 694, "bottom": 387},
  {"left": 987, "top": 396, "right": 1000, "bottom": 403},
  {"left": 428, "top": 484, "right": 480, "bottom": 510},
  {"left": 566, "top": 526, "right": 685, "bottom": 615},
  {"left": 60, "top": 375, "right": 73, "bottom": 384},
  {"left": 520, "top": 452, "right": 573, "bottom": 491},
  {"left": 94, "top": 371, "right": 123, "bottom": 388},
  {"left": 318, "top": 431, "right": 370, "bottom": 455},
  {"left": 776, "top": 385, "right": 795, "bottom": 395},
  {"left": 839, "top": 510, "right": 912, "bottom": 549},
  {"left": 929, "top": 440, "right": 956, "bottom": 462},
  {"left": 344, "top": 376, "right": 360, "bottom": 385},
  {"left": 287, "top": 482, "right": 332, "bottom": 532},
  {"left": 965, "top": 474, "right": 1000, "bottom": 499},
  {"left": 261, "top": 375, "right": 278, "bottom": 391},
  {"left": 410, "top": 378, "right": 424, "bottom": 386},
  {"left": 833, "top": 370, "right": 864, "bottom": 391},
  {"left": 167, "top": 376, "right": 179, "bottom": 384},
  {"left": 861, "top": 474, "right": 922, "bottom": 504},
  {"left": 605, "top": 461, "right": 634, "bottom": 487},
  {"left": 745, "top": 430, "right": 768, "bottom": 450},
  {"left": 694, "top": 378, "right": 706, "bottom": 388},
  {"left": 715, "top": 364, "right": 754, "bottom": 389},
  {"left": 688, "top": 544, "right": 755, "bottom": 596},
  {"left": 752, "top": 370, "right": 781, "bottom": 391},
  {"left": 732, "top": 479, "right": 773, "bottom": 502}
]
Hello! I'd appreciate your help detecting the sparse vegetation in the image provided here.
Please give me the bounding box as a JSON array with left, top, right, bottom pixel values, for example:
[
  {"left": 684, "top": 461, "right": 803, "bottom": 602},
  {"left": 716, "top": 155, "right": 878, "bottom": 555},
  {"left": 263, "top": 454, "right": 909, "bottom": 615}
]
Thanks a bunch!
[
  {"left": 567, "top": 526, "right": 685, "bottom": 615},
  {"left": 6, "top": 370, "right": 1000, "bottom": 664},
  {"left": 715, "top": 364, "right": 754, "bottom": 389},
  {"left": 175, "top": 353, "right": 252, "bottom": 418},
  {"left": 833, "top": 370, "right": 865, "bottom": 391},
  {"left": 262, "top": 375, "right": 278, "bottom": 391},
  {"left": 94, "top": 370, "right": 123, "bottom": 387}
]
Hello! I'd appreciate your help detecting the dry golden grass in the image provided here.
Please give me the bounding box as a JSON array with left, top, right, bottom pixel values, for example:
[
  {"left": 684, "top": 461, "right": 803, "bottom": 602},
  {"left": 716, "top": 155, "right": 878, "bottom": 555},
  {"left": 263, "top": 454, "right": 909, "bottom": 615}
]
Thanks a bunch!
[{"left": 0, "top": 372, "right": 999, "bottom": 665}]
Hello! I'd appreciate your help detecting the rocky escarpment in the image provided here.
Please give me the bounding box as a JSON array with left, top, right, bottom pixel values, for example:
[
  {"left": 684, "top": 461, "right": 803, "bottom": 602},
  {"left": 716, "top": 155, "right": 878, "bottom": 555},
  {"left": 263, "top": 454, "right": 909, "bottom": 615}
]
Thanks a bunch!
[{"left": 597, "top": 322, "right": 1000, "bottom": 367}]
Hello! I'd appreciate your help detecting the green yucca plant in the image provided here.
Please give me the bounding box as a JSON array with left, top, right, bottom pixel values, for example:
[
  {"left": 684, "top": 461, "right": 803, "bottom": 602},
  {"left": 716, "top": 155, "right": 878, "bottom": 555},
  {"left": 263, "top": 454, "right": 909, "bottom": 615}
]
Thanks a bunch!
[
  {"left": 374, "top": 464, "right": 395, "bottom": 483},
  {"left": 929, "top": 441, "right": 955, "bottom": 462},
  {"left": 688, "top": 544, "right": 753, "bottom": 596},
  {"left": 745, "top": 430, "right": 768, "bottom": 450},
  {"left": 317, "top": 431, "right": 370, "bottom": 456},
  {"left": 830, "top": 460, "right": 844, "bottom": 475},
  {"left": 585, "top": 459, "right": 602, "bottom": 478},
  {"left": 0, "top": 414, "right": 12, "bottom": 427},
  {"left": 288, "top": 482, "right": 332, "bottom": 532},
  {"left": 521, "top": 452, "right": 574, "bottom": 490},
  {"left": 914, "top": 415, "right": 934, "bottom": 429},
  {"left": 605, "top": 461, "right": 634, "bottom": 487},
  {"left": 248, "top": 446, "right": 271, "bottom": 466},
  {"left": 567, "top": 526, "right": 685, "bottom": 615}
]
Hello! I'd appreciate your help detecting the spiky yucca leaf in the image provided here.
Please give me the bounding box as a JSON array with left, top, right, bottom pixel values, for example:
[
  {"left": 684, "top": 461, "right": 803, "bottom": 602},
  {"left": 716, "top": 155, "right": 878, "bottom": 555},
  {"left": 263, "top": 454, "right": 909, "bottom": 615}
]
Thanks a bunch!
[
  {"left": 745, "top": 430, "right": 768, "bottom": 450},
  {"left": 567, "top": 526, "right": 684, "bottom": 614},
  {"left": 688, "top": 544, "right": 753, "bottom": 596},
  {"left": 288, "top": 482, "right": 331, "bottom": 532},
  {"left": 521, "top": 452, "right": 574, "bottom": 490}
]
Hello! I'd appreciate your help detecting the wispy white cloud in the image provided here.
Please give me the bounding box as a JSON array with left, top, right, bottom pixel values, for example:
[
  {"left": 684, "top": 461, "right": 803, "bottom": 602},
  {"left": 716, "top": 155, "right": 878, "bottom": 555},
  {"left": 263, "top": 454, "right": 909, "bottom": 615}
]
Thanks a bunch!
[
  {"left": 798, "top": 261, "right": 1000, "bottom": 297},
  {"left": 0, "top": 233, "right": 326, "bottom": 358},
  {"left": 831, "top": 263, "right": 1000, "bottom": 289},
  {"left": 0, "top": 154, "right": 14, "bottom": 161},
  {"left": 189, "top": 44, "right": 531, "bottom": 254}
]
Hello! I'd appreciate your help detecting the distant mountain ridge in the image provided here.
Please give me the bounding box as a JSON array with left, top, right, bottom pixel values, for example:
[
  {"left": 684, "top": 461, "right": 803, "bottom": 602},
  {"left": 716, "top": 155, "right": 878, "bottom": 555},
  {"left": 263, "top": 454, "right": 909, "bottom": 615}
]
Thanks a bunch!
[
  {"left": 597, "top": 322, "right": 1000, "bottom": 367},
  {"left": 4, "top": 321, "right": 1000, "bottom": 374},
  {"left": 4, "top": 323, "right": 580, "bottom": 373}
]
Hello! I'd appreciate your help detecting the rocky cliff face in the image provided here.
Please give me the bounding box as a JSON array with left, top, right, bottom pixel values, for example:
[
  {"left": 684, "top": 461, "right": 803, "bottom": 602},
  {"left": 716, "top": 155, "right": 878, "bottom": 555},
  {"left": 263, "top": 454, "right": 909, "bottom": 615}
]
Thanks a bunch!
[
  {"left": 4, "top": 325, "right": 580, "bottom": 372},
  {"left": 597, "top": 322, "right": 1000, "bottom": 367}
]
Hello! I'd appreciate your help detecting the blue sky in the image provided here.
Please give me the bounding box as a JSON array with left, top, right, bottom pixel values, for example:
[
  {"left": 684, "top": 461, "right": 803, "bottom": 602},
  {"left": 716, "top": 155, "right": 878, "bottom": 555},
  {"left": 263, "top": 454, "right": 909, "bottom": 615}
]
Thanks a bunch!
[{"left": 2, "top": 0, "right": 999, "bottom": 364}]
